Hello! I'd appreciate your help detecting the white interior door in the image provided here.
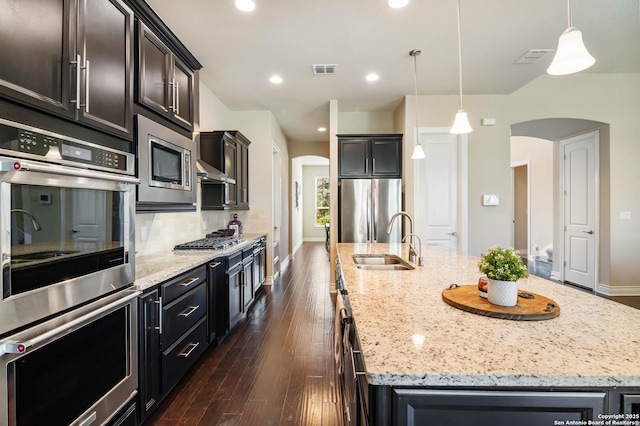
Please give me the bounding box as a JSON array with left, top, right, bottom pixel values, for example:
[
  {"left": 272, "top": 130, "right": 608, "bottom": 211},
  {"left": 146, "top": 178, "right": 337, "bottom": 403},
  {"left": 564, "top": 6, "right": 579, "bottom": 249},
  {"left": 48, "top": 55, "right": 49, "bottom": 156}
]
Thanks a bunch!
[
  {"left": 72, "top": 189, "right": 106, "bottom": 242},
  {"left": 414, "top": 132, "right": 457, "bottom": 248},
  {"left": 562, "top": 132, "right": 597, "bottom": 290}
]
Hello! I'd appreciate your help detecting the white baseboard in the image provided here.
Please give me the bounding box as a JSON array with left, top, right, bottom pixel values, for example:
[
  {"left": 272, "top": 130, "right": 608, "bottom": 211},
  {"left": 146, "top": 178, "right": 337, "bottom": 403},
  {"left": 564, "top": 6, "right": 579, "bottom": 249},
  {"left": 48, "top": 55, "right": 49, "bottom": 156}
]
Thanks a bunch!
[
  {"left": 550, "top": 270, "right": 561, "bottom": 281},
  {"left": 281, "top": 254, "right": 290, "bottom": 274},
  {"left": 596, "top": 283, "right": 640, "bottom": 297},
  {"left": 292, "top": 240, "right": 303, "bottom": 256},
  {"left": 303, "top": 237, "right": 325, "bottom": 242}
]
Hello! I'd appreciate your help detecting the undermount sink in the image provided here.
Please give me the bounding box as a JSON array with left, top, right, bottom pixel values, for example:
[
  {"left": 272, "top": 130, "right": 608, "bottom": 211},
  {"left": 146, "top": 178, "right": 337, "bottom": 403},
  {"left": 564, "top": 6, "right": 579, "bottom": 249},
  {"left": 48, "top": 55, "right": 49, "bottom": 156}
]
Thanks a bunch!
[{"left": 352, "top": 254, "right": 414, "bottom": 270}]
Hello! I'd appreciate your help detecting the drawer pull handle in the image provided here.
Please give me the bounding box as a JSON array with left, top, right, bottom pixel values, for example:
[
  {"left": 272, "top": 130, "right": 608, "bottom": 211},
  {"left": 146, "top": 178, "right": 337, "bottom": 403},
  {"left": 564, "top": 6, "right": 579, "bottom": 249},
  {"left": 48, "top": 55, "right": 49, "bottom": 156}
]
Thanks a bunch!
[
  {"left": 178, "top": 342, "right": 199, "bottom": 358},
  {"left": 178, "top": 277, "right": 199, "bottom": 287},
  {"left": 178, "top": 305, "right": 200, "bottom": 318}
]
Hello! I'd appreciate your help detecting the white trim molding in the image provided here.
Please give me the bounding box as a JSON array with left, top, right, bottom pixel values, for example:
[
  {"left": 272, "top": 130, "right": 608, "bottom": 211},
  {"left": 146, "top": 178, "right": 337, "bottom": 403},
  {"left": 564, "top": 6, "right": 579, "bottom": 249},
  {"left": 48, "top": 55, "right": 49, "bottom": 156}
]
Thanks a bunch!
[{"left": 596, "top": 284, "right": 640, "bottom": 297}]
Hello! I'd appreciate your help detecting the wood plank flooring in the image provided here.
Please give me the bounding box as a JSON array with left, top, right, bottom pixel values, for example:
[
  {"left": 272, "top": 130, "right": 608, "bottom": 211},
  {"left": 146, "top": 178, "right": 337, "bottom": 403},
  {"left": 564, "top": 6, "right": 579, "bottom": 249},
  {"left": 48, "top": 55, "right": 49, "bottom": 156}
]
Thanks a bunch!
[{"left": 146, "top": 242, "right": 342, "bottom": 426}]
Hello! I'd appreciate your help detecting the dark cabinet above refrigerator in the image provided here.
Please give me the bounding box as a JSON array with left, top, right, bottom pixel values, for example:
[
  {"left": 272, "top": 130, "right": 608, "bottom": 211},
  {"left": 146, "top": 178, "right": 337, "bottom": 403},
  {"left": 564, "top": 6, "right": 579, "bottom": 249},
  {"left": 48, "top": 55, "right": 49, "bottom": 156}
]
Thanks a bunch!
[{"left": 338, "top": 134, "right": 403, "bottom": 178}]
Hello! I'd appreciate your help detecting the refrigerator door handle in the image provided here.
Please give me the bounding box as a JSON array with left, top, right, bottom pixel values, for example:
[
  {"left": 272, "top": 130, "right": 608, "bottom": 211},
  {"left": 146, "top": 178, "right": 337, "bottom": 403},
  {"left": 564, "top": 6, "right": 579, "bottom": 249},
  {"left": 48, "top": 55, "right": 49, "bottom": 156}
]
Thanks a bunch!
[
  {"left": 370, "top": 179, "right": 377, "bottom": 242},
  {"left": 367, "top": 181, "right": 372, "bottom": 241}
]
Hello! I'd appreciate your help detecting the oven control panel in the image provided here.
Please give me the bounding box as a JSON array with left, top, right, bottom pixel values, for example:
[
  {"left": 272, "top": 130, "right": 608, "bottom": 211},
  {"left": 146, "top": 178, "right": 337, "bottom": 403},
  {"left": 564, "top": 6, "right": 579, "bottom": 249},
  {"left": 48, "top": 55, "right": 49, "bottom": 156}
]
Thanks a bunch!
[{"left": 0, "top": 118, "right": 134, "bottom": 175}]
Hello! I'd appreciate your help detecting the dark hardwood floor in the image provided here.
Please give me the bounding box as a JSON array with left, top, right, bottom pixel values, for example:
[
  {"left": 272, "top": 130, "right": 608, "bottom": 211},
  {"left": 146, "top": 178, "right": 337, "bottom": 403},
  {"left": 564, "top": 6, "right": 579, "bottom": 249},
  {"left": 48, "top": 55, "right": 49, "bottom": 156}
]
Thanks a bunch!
[{"left": 146, "top": 242, "right": 342, "bottom": 426}]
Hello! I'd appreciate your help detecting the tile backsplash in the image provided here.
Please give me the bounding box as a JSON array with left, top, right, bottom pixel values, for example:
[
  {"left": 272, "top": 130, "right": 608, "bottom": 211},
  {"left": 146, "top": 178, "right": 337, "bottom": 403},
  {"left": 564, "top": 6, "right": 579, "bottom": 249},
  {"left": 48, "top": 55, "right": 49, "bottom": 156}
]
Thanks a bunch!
[{"left": 135, "top": 209, "right": 268, "bottom": 256}]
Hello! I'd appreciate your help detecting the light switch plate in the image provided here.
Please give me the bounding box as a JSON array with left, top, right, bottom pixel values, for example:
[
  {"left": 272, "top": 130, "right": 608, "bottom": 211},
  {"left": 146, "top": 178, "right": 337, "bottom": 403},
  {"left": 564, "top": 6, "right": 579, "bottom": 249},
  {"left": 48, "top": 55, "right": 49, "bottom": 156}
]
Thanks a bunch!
[
  {"left": 482, "top": 195, "right": 499, "bottom": 206},
  {"left": 619, "top": 211, "right": 631, "bottom": 220}
]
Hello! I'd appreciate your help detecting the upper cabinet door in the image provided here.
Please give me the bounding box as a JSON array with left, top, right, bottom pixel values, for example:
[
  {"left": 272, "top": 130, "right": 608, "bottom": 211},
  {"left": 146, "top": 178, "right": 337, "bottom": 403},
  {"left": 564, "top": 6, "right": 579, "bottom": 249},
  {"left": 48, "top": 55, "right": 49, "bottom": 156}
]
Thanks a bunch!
[
  {"left": 0, "top": 0, "right": 75, "bottom": 118},
  {"left": 138, "top": 22, "right": 171, "bottom": 115},
  {"left": 371, "top": 138, "right": 402, "bottom": 177},
  {"left": 78, "top": 0, "right": 134, "bottom": 139},
  {"left": 137, "top": 22, "right": 194, "bottom": 132},
  {"left": 171, "top": 56, "right": 194, "bottom": 129},
  {"left": 339, "top": 139, "right": 370, "bottom": 177}
]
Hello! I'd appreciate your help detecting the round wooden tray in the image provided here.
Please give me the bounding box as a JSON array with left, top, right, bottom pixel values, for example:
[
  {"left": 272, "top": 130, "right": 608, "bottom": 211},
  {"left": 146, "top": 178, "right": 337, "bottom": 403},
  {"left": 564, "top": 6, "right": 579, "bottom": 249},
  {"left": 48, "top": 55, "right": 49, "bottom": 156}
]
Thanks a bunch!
[{"left": 441, "top": 284, "right": 560, "bottom": 321}]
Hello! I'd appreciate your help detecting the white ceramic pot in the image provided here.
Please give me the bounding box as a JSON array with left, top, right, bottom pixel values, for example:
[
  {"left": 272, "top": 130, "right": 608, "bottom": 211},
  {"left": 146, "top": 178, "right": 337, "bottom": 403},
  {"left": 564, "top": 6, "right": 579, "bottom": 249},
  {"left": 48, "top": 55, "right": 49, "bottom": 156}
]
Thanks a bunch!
[{"left": 487, "top": 278, "right": 518, "bottom": 307}]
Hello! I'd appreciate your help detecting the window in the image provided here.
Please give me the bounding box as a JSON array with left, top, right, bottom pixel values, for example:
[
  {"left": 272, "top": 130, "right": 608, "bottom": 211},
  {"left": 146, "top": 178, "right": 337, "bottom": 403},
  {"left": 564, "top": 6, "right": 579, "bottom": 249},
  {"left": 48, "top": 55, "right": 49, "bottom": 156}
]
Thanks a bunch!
[{"left": 315, "top": 176, "right": 329, "bottom": 226}]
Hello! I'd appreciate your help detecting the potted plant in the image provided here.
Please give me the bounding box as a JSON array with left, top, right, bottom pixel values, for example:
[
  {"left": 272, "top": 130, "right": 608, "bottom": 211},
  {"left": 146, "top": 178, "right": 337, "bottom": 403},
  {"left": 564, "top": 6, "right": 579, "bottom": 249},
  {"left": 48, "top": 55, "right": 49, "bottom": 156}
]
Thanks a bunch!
[{"left": 477, "top": 246, "right": 529, "bottom": 306}]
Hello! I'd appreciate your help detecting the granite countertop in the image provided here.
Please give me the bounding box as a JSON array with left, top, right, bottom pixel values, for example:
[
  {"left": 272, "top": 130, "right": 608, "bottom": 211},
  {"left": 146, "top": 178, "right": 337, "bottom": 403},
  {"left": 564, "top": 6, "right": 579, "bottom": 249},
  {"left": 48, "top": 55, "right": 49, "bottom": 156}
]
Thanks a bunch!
[
  {"left": 134, "top": 233, "right": 267, "bottom": 291},
  {"left": 336, "top": 242, "right": 640, "bottom": 388}
]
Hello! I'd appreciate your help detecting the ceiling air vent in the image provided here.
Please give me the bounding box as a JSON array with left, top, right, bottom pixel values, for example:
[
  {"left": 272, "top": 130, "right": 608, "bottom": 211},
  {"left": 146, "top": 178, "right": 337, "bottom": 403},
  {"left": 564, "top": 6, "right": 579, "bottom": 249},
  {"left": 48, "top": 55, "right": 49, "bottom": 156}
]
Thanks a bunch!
[
  {"left": 313, "top": 64, "right": 337, "bottom": 75},
  {"left": 514, "top": 49, "right": 553, "bottom": 64}
]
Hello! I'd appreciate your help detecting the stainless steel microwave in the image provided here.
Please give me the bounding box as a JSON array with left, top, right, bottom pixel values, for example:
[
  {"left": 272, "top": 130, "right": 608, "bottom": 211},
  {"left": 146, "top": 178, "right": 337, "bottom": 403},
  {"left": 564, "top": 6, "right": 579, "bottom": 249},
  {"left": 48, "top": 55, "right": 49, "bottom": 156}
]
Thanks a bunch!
[{"left": 137, "top": 115, "right": 196, "bottom": 208}]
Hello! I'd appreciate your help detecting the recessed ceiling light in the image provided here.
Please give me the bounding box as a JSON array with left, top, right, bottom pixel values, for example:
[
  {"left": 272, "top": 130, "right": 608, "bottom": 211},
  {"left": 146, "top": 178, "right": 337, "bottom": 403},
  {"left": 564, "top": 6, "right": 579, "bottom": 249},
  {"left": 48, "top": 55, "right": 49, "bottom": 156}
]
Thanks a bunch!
[
  {"left": 235, "top": 0, "right": 255, "bottom": 12},
  {"left": 269, "top": 75, "right": 283, "bottom": 84},
  {"left": 318, "top": 127, "right": 327, "bottom": 132},
  {"left": 366, "top": 73, "right": 379, "bottom": 82},
  {"left": 388, "top": 0, "right": 409, "bottom": 8}
]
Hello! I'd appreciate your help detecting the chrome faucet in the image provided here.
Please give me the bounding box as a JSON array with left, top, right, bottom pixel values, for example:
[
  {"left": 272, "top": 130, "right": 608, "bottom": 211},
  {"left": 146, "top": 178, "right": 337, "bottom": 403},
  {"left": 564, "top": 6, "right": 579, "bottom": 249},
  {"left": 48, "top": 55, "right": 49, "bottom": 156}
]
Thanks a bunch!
[
  {"left": 403, "top": 233, "right": 424, "bottom": 266},
  {"left": 385, "top": 211, "right": 418, "bottom": 264},
  {"left": 11, "top": 209, "right": 43, "bottom": 231}
]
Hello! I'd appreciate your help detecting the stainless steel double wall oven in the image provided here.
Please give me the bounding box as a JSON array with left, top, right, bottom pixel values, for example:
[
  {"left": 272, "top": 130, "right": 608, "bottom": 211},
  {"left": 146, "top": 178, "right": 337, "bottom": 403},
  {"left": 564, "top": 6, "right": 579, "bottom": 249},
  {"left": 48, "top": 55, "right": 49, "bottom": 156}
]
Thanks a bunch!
[{"left": 0, "top": 118, "right": 140, "bottom": 426}]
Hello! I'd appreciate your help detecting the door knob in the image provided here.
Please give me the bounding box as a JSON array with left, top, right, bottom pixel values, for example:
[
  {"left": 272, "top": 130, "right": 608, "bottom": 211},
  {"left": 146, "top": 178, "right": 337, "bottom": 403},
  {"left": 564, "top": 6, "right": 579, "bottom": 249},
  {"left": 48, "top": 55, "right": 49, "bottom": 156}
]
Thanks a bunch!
[
  {"left": 448, "top": 232, "right": 457, "bottom": 236},
  {"left": 582, "top": 230, "right": 594, "bottom": 234},
  {"left": 72, "top": 229, "right": 78, "bottom": 233}
]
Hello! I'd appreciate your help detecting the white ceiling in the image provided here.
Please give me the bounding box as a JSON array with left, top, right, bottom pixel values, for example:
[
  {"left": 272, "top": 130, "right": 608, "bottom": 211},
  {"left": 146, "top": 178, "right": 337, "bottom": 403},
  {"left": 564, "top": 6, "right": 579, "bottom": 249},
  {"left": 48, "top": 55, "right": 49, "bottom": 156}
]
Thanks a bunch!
[{"left": 146, "top": 0, "right": 640, "bottom": 144}]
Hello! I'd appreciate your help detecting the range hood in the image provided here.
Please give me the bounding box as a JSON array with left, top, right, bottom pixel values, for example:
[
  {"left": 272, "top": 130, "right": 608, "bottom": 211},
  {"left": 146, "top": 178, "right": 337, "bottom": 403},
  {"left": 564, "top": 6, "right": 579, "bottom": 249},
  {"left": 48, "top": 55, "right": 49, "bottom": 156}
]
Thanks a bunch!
[{"left": 196, "top": 159, "right": 236, "bottom": 184}]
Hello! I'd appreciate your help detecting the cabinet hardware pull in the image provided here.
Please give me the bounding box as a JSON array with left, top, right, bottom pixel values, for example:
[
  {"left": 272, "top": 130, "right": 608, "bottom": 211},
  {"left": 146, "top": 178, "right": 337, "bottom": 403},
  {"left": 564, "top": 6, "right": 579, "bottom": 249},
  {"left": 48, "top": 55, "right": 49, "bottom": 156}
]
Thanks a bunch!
[
  {"left": 156, "top": 297, "right": 163, "bottom": 334},
  {"left": 178, "top": 277, "right": 199, "bottom": 287},
  {"left": 209, "top": 262, "right": 222, "bottom": 269},
  {"left": 71, "top": 54, "right": 81, "bottom": 109},
  {"left": 178, "top": 305, "right": 200, "bottom": 317},
  {"left": 350, "top": 347, "right": 366, "bottom": 379},
  {"left": 175, "top": 80, "right": 180, "bottom": 115},
  {"left": 83, "top": 59, "right": 90, "bottom": 113},
  {"left": 178, "top": 341, "right": 199, "bottom": 358}
]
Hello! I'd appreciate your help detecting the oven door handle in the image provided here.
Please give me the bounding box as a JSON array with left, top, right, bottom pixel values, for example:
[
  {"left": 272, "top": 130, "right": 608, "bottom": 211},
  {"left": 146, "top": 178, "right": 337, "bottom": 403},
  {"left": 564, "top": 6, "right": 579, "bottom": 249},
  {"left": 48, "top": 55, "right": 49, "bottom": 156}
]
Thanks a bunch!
[
  {"left": 1, "top": 160, "right": 140, "bottom": 184},
  {"left": 0, "top": 290, "right": 140, "bottom": 356}
]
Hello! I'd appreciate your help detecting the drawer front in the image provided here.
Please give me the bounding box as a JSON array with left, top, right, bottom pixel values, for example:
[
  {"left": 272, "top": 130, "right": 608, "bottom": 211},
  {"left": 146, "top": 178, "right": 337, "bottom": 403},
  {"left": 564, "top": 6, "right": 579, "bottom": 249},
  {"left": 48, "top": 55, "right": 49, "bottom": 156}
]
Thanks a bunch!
[
  {"left": 163, "top": 284, "right": 206, "bottom": 347},
  {"left": 161, "top": 318, "right": 207, "bottom": 393},
  {"left": 162, "top": 265, "right": 207, "bottom": 303}
]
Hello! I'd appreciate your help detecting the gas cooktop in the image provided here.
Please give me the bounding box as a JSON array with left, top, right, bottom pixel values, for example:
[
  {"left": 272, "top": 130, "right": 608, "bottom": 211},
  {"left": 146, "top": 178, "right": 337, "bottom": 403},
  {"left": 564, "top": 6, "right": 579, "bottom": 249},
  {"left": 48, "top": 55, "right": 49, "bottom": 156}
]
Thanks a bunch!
[{"left": 173, "top": 236, "right": 241, "bottom": 251}]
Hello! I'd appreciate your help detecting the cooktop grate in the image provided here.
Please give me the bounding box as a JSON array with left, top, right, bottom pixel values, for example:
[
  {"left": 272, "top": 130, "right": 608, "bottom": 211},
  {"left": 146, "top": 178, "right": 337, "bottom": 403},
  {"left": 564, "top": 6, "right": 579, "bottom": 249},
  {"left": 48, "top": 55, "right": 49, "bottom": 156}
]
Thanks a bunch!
[{"left": 174, "top": 236, "right": 241, "bottom": 250}]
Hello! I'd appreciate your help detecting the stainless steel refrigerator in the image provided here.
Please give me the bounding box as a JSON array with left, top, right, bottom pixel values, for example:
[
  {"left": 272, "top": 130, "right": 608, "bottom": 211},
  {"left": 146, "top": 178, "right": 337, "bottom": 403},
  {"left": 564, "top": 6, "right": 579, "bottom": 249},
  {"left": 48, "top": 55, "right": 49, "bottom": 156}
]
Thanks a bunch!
[{"left": 339, "top": 178, "right": 402, "bottom": 243}]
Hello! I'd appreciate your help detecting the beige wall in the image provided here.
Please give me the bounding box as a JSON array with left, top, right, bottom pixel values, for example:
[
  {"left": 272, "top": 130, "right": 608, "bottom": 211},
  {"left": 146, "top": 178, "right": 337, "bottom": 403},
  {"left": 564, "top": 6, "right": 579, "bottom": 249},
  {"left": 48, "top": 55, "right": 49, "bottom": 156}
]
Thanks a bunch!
[
  {"left": 510, "top": 136, "right": 554, "bottom": 258},
  {"left": 338, "top": 111, "right": 396, "bottom": 134}
]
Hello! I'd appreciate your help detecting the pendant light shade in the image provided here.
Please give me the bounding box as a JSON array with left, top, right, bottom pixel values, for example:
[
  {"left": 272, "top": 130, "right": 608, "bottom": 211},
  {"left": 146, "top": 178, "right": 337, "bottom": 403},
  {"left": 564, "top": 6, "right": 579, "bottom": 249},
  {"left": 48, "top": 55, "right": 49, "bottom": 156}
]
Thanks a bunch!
[
  {"left": 409, "top": 49, "right": 426, "bottom": 160},
  {"left": 450, "top": 110, "right": 473, "bottom": 135},
  {"left": 450, "top": 0, "right": 472, "bottom": 135},
  {"left": 411, "top": 138, "right": 426, "bottom": 159},
  {"left": 547, "top": 27, "right": 595, "bottom": 75},
  {"left": 547, "top": 0, "right": 595, "bottom": 75}
]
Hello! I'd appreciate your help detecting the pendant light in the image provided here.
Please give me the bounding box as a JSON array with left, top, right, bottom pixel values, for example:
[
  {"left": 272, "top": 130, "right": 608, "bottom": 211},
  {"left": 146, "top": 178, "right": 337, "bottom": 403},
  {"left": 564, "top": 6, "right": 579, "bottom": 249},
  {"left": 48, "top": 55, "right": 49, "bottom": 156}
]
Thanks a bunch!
[
  {"left": 547, "top": 0, "right": 595, "bottom": 75},
  {"left": 450, "top": 0, "right": 473, "bottom": 135},
  {"left": 410, "top": 49, "right": 425, "bottom": 160}
]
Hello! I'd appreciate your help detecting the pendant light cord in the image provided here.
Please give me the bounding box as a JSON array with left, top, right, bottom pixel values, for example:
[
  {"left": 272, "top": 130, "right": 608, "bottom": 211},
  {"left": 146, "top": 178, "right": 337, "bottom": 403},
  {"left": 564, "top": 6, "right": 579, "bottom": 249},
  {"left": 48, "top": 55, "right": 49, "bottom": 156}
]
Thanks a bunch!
[
  {"left": 566, "top": 0, "right": 572, "bottom": 28},
  {"left": 456, "top": 0, "right": 463, "bottom": 110},
  {"left": 413, "top": 50, "right": 420, "bottom": 138}
]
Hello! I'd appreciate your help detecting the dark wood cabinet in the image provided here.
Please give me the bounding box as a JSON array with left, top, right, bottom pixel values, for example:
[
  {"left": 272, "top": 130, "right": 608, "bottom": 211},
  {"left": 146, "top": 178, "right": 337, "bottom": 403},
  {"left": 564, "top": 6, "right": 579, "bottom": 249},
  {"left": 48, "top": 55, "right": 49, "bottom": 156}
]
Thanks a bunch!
[
  {"left": 393, "top": 389, "right": 606, "bottom": 426},
  {"left": 138, "top": 265, "right": 208, "bottom": 423},
  {"left": 139, "top": 289, "right": 161, "bottom": 423},
  {"left": 242, "top": 249, "right": 254, "bottom": 312},
  {"left": 228, "top": 256, "right": 243, "bottom": 331},
  {"left": 0, "top": 0, "right": 134, "bottom": 140},
  {"left": 338, "top": 134, "right": 403, "bottom": 178},
  {"left": 137, "top": 21, "right": 194, "bottom": 131},
  {"left": 200, "top": 131, "right": 251, "bottom": 210}
]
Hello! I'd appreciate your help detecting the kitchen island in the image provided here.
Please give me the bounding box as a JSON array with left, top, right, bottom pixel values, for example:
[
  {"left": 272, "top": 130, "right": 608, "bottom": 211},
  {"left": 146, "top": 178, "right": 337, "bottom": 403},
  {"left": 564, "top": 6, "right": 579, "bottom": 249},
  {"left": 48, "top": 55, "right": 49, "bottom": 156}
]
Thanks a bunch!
[{"left": 336, "top": 243, "right": 640, "bottom": 425}]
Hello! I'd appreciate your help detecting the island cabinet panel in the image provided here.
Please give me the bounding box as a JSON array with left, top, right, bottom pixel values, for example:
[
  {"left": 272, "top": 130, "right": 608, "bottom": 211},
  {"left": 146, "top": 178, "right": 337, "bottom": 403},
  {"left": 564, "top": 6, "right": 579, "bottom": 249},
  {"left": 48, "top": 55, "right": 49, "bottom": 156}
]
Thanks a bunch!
[
  {"left": 338, "top": 134, "right": 403, "bottom": 178},
  {"left": 0, "top": 0, "right": 134, "bottom": 140},
  {"left": 392, "top": 389, "right": 607, "bottom": 426}
]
